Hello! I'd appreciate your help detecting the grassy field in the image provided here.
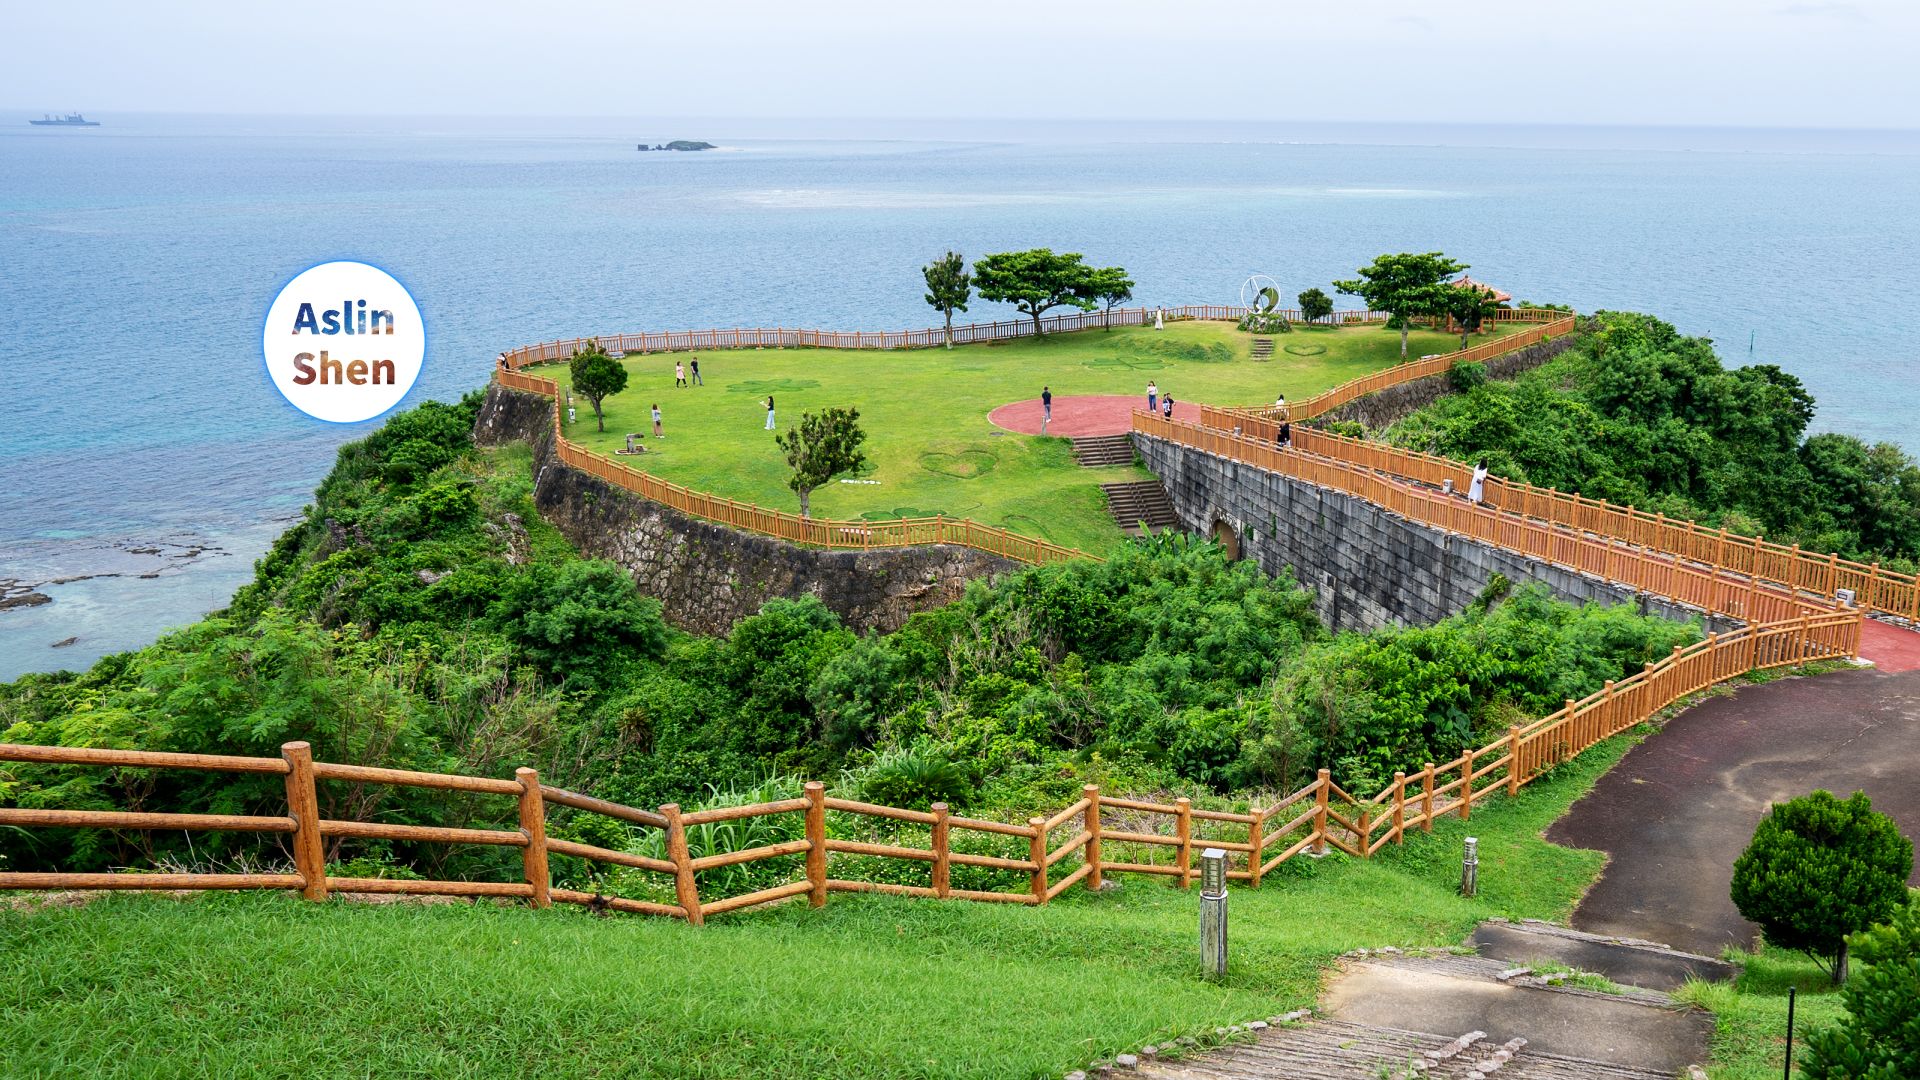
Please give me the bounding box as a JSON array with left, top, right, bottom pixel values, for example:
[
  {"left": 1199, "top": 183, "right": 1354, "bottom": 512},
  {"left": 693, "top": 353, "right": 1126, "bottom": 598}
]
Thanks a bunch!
[
  {"left": 540, "top": 321, "right": 1516, "bottom": 555},
  {"left": 1675, "top": 947, "right": 1850, "bottom": 1080},
  {"left": 0, "top": 726, "right": 1623, "bottom": 1080}
]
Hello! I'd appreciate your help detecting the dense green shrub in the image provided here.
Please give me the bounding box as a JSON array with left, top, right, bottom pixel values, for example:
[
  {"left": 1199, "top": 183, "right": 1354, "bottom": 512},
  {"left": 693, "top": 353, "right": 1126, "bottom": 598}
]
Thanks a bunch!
[
  {"left": 1730, "top": 790, "right": 1914, "bottom": 982},
  {"left": 1801, "top": 898, "right": 1920, "bottom": 1078}
]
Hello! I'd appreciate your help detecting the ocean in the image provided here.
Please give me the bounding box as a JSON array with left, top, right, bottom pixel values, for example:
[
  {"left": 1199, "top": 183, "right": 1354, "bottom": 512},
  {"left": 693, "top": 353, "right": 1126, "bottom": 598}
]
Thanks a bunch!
[{"left": 3, "top": 114, "right": 1918, "bottom": 680}]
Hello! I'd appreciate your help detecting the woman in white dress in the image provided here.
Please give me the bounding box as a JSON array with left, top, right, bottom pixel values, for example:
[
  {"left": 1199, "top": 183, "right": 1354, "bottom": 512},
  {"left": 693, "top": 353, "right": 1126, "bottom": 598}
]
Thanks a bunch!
[{"left": 1468, "top": 461, "right": 1489, "bottom": 504}]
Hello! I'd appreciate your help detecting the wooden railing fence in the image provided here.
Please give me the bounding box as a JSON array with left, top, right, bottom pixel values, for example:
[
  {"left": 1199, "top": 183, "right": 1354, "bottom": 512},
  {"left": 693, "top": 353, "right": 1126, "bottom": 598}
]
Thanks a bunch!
[
  {"left": 0, "top": 600, "right": 1852, "bottom": 916},
  {"left": 1206, "top": 404, "right": 1920, "bottom": 626},
  {"left": 495, "top": 369, "right": 1089, "bottom": 566},
  {"left": 495, "top": 305, "right": 1566, "bottom": 369},
  {"left": 1137, "top": 413, "right": 1862, "bottom": 635}
]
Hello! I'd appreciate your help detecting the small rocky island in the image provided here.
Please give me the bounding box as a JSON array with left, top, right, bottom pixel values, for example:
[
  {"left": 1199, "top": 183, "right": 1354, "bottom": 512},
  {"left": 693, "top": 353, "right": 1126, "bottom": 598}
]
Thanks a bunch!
[{"left": 637, "top": 140, "right": 716, "bottom": 152}]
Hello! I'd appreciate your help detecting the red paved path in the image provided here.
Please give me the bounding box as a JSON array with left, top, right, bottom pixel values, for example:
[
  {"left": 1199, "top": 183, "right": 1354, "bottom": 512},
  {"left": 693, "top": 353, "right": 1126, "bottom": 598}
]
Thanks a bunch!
[
  {"left": 987, "top": 395, "right": 1204, "bottom": 437},
  {"left": 1861, "top": 618, "right": 1920, "bottom": 673}
]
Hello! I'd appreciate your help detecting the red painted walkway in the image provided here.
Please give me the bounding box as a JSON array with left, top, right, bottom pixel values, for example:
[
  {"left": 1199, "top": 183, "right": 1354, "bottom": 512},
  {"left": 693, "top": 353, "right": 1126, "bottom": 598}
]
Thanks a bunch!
[
  {"left": 1861, "top": 618, "right": 1920, "bottom": 673},
  {"left": 988, "top": 395, "right": 1203, "bottom": 437}
]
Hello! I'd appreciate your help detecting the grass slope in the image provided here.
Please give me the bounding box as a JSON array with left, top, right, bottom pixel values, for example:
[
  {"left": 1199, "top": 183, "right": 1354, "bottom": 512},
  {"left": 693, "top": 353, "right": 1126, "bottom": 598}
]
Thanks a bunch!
[
  {"left": 545, "top": 322, "right": 1513, "bottom": 554},
  {"left": 0, "top": 726, "right": 1626, "bottom": 1080}
]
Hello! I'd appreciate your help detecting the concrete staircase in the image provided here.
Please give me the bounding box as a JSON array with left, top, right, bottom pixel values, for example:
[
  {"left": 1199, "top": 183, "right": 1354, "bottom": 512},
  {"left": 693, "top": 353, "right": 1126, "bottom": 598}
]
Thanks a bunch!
[
  {"left": 1101, "top": 481, "right": 1180, "bottom": 533},
  {"left": 1071, "top": 434, "right": 1136, "bottom": 467},
  {"left": 1250, "top": 337, "right": 1276, "bottom": 361}
]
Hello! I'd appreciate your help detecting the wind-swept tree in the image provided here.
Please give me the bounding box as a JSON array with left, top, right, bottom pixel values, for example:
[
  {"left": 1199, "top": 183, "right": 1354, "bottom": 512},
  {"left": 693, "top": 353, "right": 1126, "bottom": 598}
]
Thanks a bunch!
[
  {"left": 1084, "top": 265, "right": 1135, "bottom": 330},
  {"left": 922, "top": 251, "right": 972, "bottom": 349},
  {"left": 973, "top": 249, "right": 1097, "bottom": 337},
  {"left": 1333, "top": 252, "right": 1467, "bottom": 358},
  {"left": 1441, "top": 282, "right": 1504, "bottom": 349},
  {"left": 568, "top": 341, "right": 628, "bottom": 433},
  {"left": 776, "top": 406, "right": 868, "bottom": 518},
  {"left": 1297, "top": 287, "right": 1334, "bottom": 324}
]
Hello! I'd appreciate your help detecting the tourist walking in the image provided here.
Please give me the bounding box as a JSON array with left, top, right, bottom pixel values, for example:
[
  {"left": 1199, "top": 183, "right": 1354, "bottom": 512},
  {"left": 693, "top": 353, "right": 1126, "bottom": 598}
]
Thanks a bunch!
[
  {"left": 690, "top": 357, "right": 703, "bottom": 385},
  {"left": 1274, "top": 393, "right": 1288, "bottom": 419},
  {"left": 1468, "top": 460, "right": 1489, "bottom": 504},
  {"left": 1147, "top": 380, "right": 1159, "bottom": 413},
  {"left": 764, "top": 395, "right": 777, "bottom": 431},
  {"left": 1278, "top": 420, "right": 1291, "bottom": 448},
  {"left": 1041, "top": 386, "right": 1052, "bottom": 423},
  {"left": 652, "top": 403, "right": 664, "bottom": 438},
  {"left": 1162, "top": 394, "right": 1174, "bottom": 420},
  {"left": 674, "top": 361, "right": 687, "bottom": 388}
]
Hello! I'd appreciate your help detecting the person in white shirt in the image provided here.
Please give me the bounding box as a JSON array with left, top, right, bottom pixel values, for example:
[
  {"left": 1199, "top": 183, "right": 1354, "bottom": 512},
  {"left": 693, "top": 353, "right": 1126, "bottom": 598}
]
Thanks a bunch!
[{"left": 1469, "top": 461, "right": 1489, "bottom": 504}]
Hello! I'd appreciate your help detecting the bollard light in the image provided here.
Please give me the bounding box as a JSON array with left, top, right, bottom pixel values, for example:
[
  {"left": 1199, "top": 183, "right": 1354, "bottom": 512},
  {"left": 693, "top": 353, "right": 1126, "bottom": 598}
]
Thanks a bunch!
[
  {"left": 1461, "top": 836, "right": 1479, "bottom": 898},
  {"left": 1199, "top": 847, "right": 1228, "bottom": 979}
]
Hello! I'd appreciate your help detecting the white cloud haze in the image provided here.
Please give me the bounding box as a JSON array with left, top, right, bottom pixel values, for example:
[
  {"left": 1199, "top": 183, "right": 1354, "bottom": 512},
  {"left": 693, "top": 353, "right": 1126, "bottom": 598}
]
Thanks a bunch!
[{"left": 3, "top": 0, "right": 1914, "bottom": 128}]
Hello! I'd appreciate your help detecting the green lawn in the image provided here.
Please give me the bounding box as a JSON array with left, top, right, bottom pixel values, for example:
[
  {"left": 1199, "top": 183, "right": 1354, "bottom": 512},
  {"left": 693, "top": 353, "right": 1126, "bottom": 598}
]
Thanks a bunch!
[
  {"left": 0, "top": 725, "right": 1624, "bottom": 1080},
  {"left": 540, "top": 321, "right": 1515, "bottom": 555},
  {"left": 1675, "top": 947, "right": 1850, "bottom": 1080}
]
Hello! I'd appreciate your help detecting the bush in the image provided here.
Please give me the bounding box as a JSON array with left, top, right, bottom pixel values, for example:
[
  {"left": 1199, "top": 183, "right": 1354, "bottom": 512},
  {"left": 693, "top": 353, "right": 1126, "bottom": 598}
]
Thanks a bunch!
[
  {"left": 1297, "top": 287, "right": 1334, "bottom": 324},
  {"left": 855, "top": 746, "right": 975, "bottom": 808},
  {"left": 1447, "top": 360, "right": 1487, "bottom": 392},
  {"left": 1236, "top": 311, "right": 1292, "bottom": 334},
  {"left": 1800, "top": 898, "right": 1920, "bottom": 1078},
  {"left": 1730, "top": 790, "right": 1914, "bottom": 982}
]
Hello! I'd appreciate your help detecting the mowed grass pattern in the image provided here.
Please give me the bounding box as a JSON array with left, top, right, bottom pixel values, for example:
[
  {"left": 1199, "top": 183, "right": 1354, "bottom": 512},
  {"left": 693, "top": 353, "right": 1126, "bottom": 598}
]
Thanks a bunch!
[
  {"left": 546, "top": 322, "right": 1516, "bottom": 554},
  {"left": 0, "top": 730, "right": 1628, "bottom": 1080}
]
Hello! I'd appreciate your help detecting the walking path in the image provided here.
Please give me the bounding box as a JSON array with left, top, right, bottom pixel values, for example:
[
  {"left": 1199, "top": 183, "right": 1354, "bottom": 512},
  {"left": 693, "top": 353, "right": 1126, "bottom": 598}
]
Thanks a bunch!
[
  {"left": 989, "top": 396, "right": 1199, "bottom": 437},
  {"left": 1546, "top": 665, "right": 1920, "bottom": 956}
]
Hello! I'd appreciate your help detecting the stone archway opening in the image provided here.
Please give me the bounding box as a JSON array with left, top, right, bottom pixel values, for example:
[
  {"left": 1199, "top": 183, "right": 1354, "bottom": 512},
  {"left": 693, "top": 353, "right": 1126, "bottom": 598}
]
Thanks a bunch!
[{"left": 1211, "top": 519, "right": 1240, "bottom": 560}]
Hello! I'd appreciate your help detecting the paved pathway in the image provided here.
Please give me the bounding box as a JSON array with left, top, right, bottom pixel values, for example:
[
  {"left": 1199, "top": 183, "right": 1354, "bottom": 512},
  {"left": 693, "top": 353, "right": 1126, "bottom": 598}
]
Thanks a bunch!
[
  {"left": 1547, "top": 667, "right": 1920, "bottom": 956},
  {"left": 987, "top": 395, "right": 1199, "bottom": 437}
]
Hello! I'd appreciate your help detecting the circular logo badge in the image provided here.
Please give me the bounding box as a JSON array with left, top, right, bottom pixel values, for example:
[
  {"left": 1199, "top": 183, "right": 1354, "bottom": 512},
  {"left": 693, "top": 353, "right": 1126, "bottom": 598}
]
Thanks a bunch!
[{"left": 263, "top": 261, "right": 425, "bottom": 423}]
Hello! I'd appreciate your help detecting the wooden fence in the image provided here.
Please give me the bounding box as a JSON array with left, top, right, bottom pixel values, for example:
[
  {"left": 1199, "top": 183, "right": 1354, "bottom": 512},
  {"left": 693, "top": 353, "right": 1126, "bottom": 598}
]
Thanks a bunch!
[
  {"left": 495, "top": 369, "right": 1089, "bottom": 566},
  {"left": 495, "top": 305, "right": 1566, "bottom": 369},
  {"left": 1227, "top": 315, "right": 1578, "bottom": 424},
  {"left": 1137, "top": 412, "right": 1862, "bottom": 636},
  {"left": 1204, "top": 406, "right": 1920, "bottom": 626},
  {"left": 0, "top": 598, "right": 1855, "bottom": 917}
]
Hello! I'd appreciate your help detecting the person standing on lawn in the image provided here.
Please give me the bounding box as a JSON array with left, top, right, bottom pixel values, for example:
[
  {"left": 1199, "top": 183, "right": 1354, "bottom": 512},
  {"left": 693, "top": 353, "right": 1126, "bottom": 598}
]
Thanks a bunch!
[
  {"left": 764, "top": 395, "right": 776, "bottom": 431},
  {"left": 674, "top": 361, "right": 687, "bottom": 388},
  {"left": 652, "top": 403, "right": 664, "bottom": 438},
  {"left": 690, "top": 357, "right": 703, "bottom": 385}
]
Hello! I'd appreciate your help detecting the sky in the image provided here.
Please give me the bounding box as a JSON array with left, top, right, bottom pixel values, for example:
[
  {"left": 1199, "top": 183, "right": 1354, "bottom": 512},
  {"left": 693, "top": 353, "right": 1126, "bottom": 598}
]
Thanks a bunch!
[{"left": 3, "top": 0, "right": 1915, "bottom": 129}]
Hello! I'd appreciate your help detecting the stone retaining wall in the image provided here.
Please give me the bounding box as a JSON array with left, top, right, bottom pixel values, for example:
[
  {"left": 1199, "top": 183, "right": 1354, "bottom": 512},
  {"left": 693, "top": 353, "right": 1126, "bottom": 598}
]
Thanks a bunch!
[
  {"left": 1134, "top": 433, "right": 1740, "bottom": 636},
  {"left": 1310, "top": 332, "right": 1579, "bottom": 431},
  {"left": 475, "top": 384, "right": 1020, "bottom": 636}
]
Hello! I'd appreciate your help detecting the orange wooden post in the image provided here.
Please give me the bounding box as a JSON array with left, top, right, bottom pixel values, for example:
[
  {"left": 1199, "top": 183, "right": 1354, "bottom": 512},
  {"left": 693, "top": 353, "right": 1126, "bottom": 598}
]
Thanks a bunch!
[
  {"left": 281, "top": 741, "right": 327, "bottom": 902},
  {"left": 1083, "top": 785, "right": 1103, "bottom": 892},
  {"left": 1421, "top": 763, "right": 1435, "bottom": 834},
  {"left": 1358, "top": 807, "right": 1370, "bottom": 858},
  {"left": 515, "top": 767, "right": 550, "bottom": 908},
  {"left": 1029, "top": 818, "right": 1049, "bottom": 904},
  {"left": 1247, "top": 805, "right": 1265, "bottom": 887},
  {"left": 804, "top": 782, "right": 827, "bottom": 908},
  {"left": 1392, "top": 772, "right": 1407, "bottom": 844},
  {"left": 1507, "top": 725, "right": 1523, "bottom": 796},
  {"left": 1461, "top": 747, "right": 1476, "bottom": 821},
  {"left": 661, "top": 803, "right": 703, "bottom": 926},
  {"left": 1175, "top": 797, "right": 1194, "bottom": 886},
  {"left": 1312, "top": 771, "right": 1330, "bottom": 854},
  {"left": 931, "top": 801, "right": 951, "bottom": 899}
]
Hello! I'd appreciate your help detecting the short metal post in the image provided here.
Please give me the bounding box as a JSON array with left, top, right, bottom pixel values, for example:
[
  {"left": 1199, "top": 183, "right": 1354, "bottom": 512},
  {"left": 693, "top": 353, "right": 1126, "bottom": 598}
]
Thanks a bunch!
[
  {"left": 1460, "top": 836, "right": 1479, "bottom": 898},
  {"left": 1199, "top": 847, "right": 1228, "bottom": 980}
]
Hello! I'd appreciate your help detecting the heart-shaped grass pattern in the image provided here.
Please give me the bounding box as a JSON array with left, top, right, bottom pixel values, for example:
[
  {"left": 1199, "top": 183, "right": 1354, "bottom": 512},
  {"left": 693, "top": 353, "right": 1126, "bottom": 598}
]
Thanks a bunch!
[{"left": 919, "top": 449, "right": 998, "bottom": 479}]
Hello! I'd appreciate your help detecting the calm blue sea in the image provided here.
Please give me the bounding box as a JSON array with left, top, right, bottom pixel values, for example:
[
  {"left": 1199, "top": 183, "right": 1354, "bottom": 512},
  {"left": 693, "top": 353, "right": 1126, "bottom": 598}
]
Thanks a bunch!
[{"left": 3, "top": 115, "right": 1918, "bottom": 680}]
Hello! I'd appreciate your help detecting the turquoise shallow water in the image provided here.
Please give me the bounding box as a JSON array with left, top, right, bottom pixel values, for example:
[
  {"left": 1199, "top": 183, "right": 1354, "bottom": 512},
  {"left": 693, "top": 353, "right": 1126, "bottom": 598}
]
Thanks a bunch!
[{"left": 3, "top": 115, "right": 1917, "bottom": 679}]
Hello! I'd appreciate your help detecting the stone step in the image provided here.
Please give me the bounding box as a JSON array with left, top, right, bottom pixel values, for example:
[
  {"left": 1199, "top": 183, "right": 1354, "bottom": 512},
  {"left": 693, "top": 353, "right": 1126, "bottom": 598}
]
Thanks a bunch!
[
  {"left": 1469, "top": 919, "right": 1738, "bottom": 993},
  {"left": 1072, "top": 434, "right": 1136, "bottom": 467},
  {"left": 1101, "top": 480, "right": 1180, "bottom": 533},
  {"left": 1250, "top": 337, "right": 1276, "bottom": 361}
]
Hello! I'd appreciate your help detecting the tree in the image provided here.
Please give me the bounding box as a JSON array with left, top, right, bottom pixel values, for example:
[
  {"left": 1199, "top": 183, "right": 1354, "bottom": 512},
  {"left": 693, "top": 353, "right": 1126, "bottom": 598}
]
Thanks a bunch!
[
  {"left": 922, "top": 251, "right": 971, "bottom": 349},
  {"left": 973, "top": 248, "right": 1097, "bottom": 337},
  {"left": 1441, "top": 283, "right": 1504, "bottom": 349},
  {"left": 1333, "top": 252, "right": 1468, "bottom": 358},
  {"left": 1297, "top": 287, "right": 1334, "bottom": 324},
  {"left": 775, "top": 406, "right": 868, "bottom": 518},
  {"left": 1084, "top": 265, "right": 1135, "bottom": 329},
  {"left": 568, "top": 342, "right": 628, "bottom": 433},
  {"left": 1729, "top": 790, "right": 1913, "bottom": 983},
  {"left": 1800, "top": 899, "right": 1920, "bottom": 1079}
]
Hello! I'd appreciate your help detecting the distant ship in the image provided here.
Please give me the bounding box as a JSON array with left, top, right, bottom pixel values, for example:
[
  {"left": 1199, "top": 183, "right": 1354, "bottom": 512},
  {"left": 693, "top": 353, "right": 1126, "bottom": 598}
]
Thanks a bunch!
[{"left": 29, "top": 113, "right": 100, "bottom": 127}]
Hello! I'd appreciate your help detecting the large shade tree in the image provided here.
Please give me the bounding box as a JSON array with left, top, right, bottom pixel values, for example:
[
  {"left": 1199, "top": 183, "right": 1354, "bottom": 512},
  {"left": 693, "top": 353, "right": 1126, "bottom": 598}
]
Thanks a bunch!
[
  {"left": 922, "top": 251, "right": 971, "bottom": 348},
  {"left": 1441, "top": 283, "right": 1505, "bottom": 349},
  {"left": 1084, "top": 265, "right": 1136, "bottom": 329},
  {"left": 1333, "top": 252, "right": 1468, "bottom": 358},
  {"left": 973, "top": 248, "right": 1098, "bottom": 337}
]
